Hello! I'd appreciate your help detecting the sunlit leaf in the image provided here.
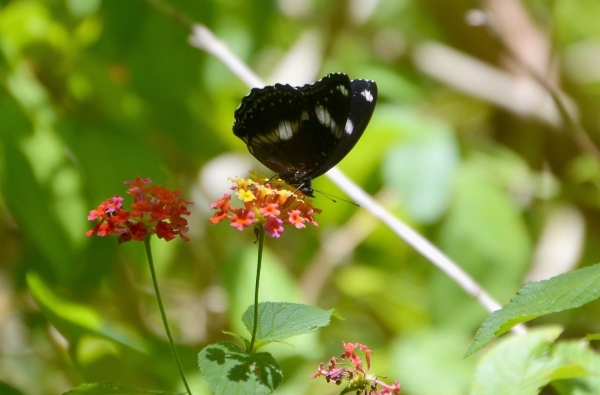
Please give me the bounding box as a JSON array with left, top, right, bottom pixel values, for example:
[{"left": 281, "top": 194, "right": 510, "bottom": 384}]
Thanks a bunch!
[
  {"left": 198, "top": 342, "right": 282, "bottom": 395},
  {"left": 470, "top": 327, "right": 588, "bottom": 395},
  {"left": 552, "top": 341, "right": 600, "bottom": 395},
  {"left": 241, "top": 302, "right": 341, "bottom": 346},
  {"left": 467, "top": 264, "right": 600, "bottom": 357}
]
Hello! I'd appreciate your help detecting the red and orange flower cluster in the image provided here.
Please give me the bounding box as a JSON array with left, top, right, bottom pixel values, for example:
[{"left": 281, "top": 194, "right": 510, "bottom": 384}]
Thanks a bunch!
[
  {"left": 209, "top": 173, "right": 321, "bottom": 238},
  {"left": 312, "top": 342, "right": 401, "bottom": 395},
  {"left": 86, "top": 176, "right": 193, "bottom": 243}
]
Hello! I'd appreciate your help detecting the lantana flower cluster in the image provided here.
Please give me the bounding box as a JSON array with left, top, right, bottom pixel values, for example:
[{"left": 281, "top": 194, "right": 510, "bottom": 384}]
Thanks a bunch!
[
  {"left": 86, "top": 176, "right": 193, "bottom": 243},
  {"left": 209, "top": 173, "right": 321, "bottom": 238},
  {"left": 312, "top": 342, "right": 401, "bottom": 395}
]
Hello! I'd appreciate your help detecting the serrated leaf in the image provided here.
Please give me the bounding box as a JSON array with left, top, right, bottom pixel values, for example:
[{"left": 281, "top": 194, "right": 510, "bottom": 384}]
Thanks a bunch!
[
  {"left": 466, "top": 264, "right": 600, "bottom": 357},
  {"left": 61, "top": 382, "right": 176, "bottom": 394},
  {"left": 241, "top": 302, "right": 340, "bottom": 345},
  {"left": 470, "top": 327, "right": 579, "bottom": 395},
  {"left": 198, "top": 342, "right": 282, "bottom": 395}
]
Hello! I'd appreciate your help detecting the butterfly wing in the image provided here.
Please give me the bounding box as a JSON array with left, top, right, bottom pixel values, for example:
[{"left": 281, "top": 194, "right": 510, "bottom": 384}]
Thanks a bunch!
[
  {"left": 233, "top": 73, "right": 352, "bottom": 185},
  {"left": 308, "top": 78, "right": 378, "bottom": 180}
]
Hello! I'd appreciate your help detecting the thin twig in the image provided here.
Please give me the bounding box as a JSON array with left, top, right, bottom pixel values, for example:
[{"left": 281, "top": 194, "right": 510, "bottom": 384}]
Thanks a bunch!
[{"left": 188, "top": 25, "right": 263, "bottom": 89}]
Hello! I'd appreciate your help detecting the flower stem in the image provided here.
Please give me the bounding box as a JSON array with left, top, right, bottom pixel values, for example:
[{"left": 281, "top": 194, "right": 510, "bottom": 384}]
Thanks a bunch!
[
  {"left": 144, "top": 237, "right": 192, "bottom": 395},
  {"left": 249, "top": 226, "right": 265, "bottom": 352}
]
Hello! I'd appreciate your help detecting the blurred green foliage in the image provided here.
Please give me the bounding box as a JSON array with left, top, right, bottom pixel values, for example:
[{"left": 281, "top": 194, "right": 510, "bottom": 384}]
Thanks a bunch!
[{"left": 2, "top": 0, "right": 600, "bottom": 394}]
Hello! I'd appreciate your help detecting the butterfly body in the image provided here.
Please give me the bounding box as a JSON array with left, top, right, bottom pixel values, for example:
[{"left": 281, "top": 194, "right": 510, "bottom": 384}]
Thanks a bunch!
[{"left": 233, "top": 73, "right": 377, "bottom": 196}]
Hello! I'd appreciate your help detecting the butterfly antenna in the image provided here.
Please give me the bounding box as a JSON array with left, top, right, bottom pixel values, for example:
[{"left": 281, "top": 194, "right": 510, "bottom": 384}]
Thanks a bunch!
[
  {"left": 313, "top": 189, "right": 360, "bottom": 206},
  {"left": 265, "top": 175, "right": 306, "bottom": 201}
]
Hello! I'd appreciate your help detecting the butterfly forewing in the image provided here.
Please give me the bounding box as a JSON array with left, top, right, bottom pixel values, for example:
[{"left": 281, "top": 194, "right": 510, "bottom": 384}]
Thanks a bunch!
[
  {"left": 233, "top": 83, "right": 307, "bottom": 175},
  {"left": 233, "top": 72, "right": 377, "bottom": 194}
]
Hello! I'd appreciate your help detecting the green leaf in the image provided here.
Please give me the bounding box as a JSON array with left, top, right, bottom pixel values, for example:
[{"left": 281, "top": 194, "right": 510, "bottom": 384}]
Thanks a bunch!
[
  {"left": 0, "top": 381, "right": 27, "bottom": 395},
  {"left": 241, "top": 302, "right": 340, "bottom": 345},
  {"left": 3, "top": 146, "right": 74, "bottom": 279},
  {"left": 222, "top": 330, "right": 251, "bottom": 351},
  {"left": 198, "top": 342, "right": 282, "bottom": 395},
  {"left": 552, "top": 341, "right": 600, "bottom": 395},
  {"left": 470, "top": 327, "right": 588, "bottom": 395},
  {"left": 27, "top": 272, "right": 148, "bottom": 352},
  {"left": 62, "top": 382, "right": 176, "bottom": 394},
  {"left": 467, "top": 264, "right": 600, "bottom": 357}
]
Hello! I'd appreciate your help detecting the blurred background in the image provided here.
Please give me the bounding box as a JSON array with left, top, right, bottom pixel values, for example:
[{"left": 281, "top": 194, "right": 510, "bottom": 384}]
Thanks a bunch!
[{"left": 1, "top": 0, "right": 600, "bottom": 394}]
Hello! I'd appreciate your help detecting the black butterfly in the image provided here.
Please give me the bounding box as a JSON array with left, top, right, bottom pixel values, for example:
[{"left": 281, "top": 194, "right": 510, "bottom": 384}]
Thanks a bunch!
[{"left": 233, "top": 73, "right": 377, "bottom": 196}]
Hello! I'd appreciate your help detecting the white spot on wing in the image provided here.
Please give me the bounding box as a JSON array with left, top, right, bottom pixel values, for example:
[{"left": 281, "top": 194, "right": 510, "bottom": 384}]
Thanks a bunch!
[
  {"left": 316, "top": 105, "right": 341, "bottom": 138},
  {"left": 345, "top": 119, "right": 354, "bottom": 135},
  {"left": 361, "top": 89, "right": 374, "bottom": 102},
  {"left": 276, "top": 120, "right": 297, "bottom": 141},
  {"left": 315, "top": 105, "right": 330, "bottom": 126},
  {"left": 337, "top": 85, "right": 349, "bottom": 97}
]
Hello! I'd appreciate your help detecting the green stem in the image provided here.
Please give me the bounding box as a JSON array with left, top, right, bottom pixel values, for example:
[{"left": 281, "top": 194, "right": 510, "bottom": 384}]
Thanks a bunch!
[
  {"left": 249, "top": 227, "right": 265, "bottom": 353},
  {"left": 144, "top": 237, "right": 192, "bottom": 395}
]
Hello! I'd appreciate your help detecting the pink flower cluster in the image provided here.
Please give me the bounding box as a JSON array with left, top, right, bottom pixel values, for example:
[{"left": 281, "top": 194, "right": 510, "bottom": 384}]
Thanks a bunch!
[
  {"left": 312, "top": 342, "right": 401, "bottom": 395},
  {"left": 209, "top": 173, "right": 321, "bottom": 238},
  {"left": 86, "top": 176, "right": 193, "bottom": 243}
]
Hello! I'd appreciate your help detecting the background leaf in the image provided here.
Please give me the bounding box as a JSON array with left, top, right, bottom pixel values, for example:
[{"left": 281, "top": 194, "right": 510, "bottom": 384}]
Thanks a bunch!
[
  {"left": 381, "top": 109, "right": 459, "bottom": 224},
  {"left": 552, "top": 340, "right": 600, "bottom": 395},
  {"left": 470, "top": 327, "right": 588, "bottom": 395},
  {"left": 26, "top": 271, "right": 148, "bottom": 352}
]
